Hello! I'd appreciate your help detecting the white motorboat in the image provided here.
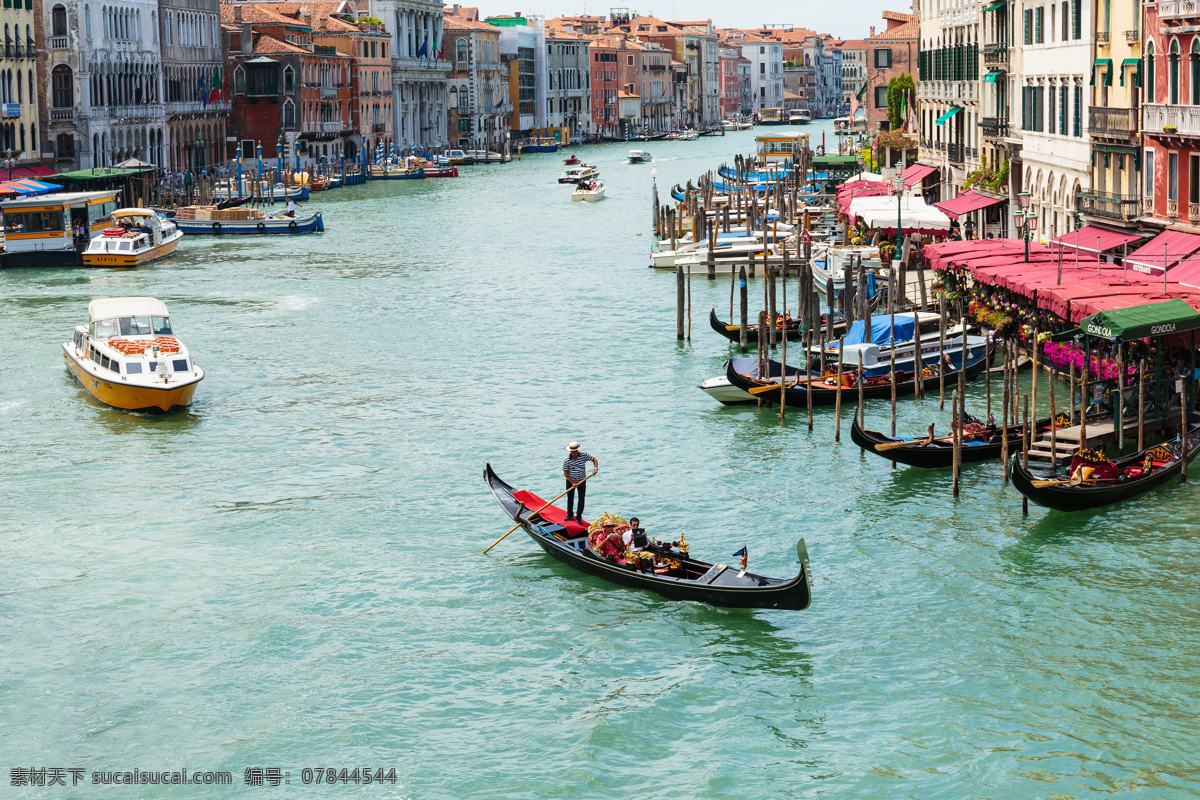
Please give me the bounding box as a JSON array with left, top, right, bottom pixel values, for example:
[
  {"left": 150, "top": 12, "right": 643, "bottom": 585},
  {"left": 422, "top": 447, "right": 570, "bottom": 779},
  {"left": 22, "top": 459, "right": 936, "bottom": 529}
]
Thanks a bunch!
[
  {"left": 628, "top": 149, "right": 652, "bottom": 163},
  {"left": 811, "top": 245, "right": 887, "bottom": 293},
  {"left": 572, "top": 180, "right": 606, "bottom": 202},
  {"left": 788, "top": 109, "right": 812, "bottom": 125},
  {"left": 559, "top": 165, "right": 598, "bottom": 184},
  {"left": 700, "top": 357, "right": 804, "bottom": 405}
]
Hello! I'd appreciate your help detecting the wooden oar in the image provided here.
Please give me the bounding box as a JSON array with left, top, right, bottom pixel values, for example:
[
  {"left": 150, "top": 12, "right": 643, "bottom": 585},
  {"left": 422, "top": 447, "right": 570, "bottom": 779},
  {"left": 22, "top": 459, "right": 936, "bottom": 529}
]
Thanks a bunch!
[
  {"left": 1029, "top": 476, "right": 1106, "bottom": 489},
  {"left": 483, "top": 468, "right": 597, "bottom": 554},
  {"left": 748, "top": 383, "right": 783, "bottom": 394},
  {"left": 875, "top": 437, "right": 951, "bottom": 451}
]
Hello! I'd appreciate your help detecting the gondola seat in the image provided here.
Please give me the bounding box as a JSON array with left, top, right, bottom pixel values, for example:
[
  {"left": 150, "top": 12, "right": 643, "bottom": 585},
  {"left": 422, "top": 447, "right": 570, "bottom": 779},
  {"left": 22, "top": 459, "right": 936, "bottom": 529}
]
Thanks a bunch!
[{"left": 512, "top": 490, "right": 589, "bottom": 537}]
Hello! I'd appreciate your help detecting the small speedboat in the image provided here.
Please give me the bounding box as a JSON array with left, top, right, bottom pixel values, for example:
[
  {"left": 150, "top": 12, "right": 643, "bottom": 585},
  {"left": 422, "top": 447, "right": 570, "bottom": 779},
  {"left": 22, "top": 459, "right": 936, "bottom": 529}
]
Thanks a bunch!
[
  {"left": 628, "top": 149, "right": 652, "bottom": 163},
  {"left": 370, "top": 157, "right": 426, "bottom": 179},
  {"left": 563, "top": 154, "right": 582, "bottom": 165},
  {"left": 484, "top": 464, "right": 812, "bottom": 610},
  {"left": 559, "top": 165, "right": 598, "bottom": 184},
  {"left": 81, "top": 209, "right": 183, "bottom": 267},
  {"left": 571, "top": 180, "right": 606, "bottom": 202},
  {"left": 63, "top": 297, "right": 204, "bottom": 412},
  {"left": 446, "top": 149, "right": 475, "bottom": 165}
]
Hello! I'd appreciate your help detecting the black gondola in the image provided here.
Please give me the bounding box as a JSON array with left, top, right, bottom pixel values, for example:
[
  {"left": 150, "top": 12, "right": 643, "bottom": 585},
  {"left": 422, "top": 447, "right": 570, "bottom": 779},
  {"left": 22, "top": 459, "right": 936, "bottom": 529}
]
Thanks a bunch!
[
  {"left": 484, "top": 465, "right": 812, "bottom": 611},
  {"left": 850, "top": 414, "right": 1052, "bottom": 468},
  {"left": 709, "top": 308, "right": 847, "bottom": 345},
  {"left": 724, "top": 343, "right": 992, "bottom": 408},
  {"left": 1010, "top": 426, "right": 1200, "bottom": 511}
]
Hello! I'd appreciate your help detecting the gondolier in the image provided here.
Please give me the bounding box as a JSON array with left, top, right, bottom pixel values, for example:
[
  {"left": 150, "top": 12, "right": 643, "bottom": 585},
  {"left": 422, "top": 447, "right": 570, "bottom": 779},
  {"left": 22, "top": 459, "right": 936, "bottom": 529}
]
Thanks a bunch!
[{"left": 562, "top": 442, "right": 598, "bottom": 523}]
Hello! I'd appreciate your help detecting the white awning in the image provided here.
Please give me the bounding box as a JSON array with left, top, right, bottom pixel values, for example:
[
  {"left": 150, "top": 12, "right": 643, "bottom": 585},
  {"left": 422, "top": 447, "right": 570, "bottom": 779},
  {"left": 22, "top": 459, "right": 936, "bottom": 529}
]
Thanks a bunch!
[
  {"left": 88, "top": 297, "right": 169, "bottom": 322},
  {"left": 847, "top": 196, "right": 952, "bottom": 232}
]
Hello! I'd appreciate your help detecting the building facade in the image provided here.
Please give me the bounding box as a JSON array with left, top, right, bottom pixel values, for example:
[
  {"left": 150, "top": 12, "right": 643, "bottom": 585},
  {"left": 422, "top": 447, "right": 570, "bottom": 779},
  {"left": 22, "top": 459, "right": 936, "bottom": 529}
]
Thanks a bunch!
[
  {"left": 487, "top": 13, "right": 544, "bottom": 137},
  {"left": 43, "top": 0, "right": 166, "bottom": 170},
  {"left": 0, "top": 0, "right": 38, "bottom": 164},
  {"left": 373, "top": 0, "right": 448, "bottom": 150},
  {"left": 544, "top": 21, "right": 588, "bottom": 140},
  {"left": 916, "top": 5, "right": 976, "bottom": 200},
  {"left": 740, "top": 32, "right": 784, "bottom": 112},
  {"left": 445, "top": 8, "right": 506, "bottom": 150},
  {"left": 160, "top": 0, "right": 227, "bottom": 170},
  {"left": 718, "top": 42, "right": 739, "bottom": 117}
]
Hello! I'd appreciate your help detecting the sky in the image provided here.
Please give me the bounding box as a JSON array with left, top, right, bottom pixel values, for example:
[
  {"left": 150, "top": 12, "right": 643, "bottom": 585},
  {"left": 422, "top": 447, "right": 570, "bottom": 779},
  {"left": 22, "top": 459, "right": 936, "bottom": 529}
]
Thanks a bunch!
[{"left": 468, "top": 0, "right": 905, "bottom": 39}]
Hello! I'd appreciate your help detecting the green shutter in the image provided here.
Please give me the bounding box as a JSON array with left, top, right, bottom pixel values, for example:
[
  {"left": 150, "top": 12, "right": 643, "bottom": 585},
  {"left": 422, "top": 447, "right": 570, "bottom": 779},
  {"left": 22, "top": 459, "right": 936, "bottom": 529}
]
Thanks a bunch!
[{"left": 1074, "top": 86, "right": 1082, "bottom": 136}]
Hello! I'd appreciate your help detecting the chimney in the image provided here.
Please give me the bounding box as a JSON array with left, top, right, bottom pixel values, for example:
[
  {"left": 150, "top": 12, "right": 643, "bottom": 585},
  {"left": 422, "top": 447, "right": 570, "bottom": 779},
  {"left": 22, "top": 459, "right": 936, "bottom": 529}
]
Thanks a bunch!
[
  {"left": 243, "top": 24, "right": 253, "bottom": 54},
  {"left": 870, "top": 26, "right": 875, "bottom": 36},
  {"left": 234, "top": 4, "right": 242, "bottom": 22}
]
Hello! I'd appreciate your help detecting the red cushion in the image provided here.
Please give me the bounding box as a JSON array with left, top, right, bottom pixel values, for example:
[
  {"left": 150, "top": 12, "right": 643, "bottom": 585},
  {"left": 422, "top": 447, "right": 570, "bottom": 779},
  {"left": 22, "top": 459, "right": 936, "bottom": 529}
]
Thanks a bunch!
[{"left": 512, "top": 490, "right": 589, "bottom": 536}]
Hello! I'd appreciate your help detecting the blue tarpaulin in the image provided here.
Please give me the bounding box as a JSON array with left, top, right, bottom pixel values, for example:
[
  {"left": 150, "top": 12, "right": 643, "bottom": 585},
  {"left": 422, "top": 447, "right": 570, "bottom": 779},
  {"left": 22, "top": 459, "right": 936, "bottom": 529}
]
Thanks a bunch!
[{"left": 838, "top": 314, "right": 916, "bottom": 347}]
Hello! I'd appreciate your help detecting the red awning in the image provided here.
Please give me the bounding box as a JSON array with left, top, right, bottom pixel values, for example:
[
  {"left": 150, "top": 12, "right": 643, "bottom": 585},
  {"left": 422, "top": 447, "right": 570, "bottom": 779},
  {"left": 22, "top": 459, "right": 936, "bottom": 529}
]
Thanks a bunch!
[
  {"left": 8, "top": 165, "right": 56, "bottom": 179},
  {"left": 1051, "top": 225, "right": 1145, "bottom": 254},
  {"left": 1125, "top": 229, "right": 1200, "bottom": 275},
  {"left": 933, "top": 189, "right": 1007, "bottom": 220},
  {"left": 1166, "top": 253, "right": 1200, "bottom": 289},
  {"left": 899, "top": 162, "right": 936, "bottom": 188}
]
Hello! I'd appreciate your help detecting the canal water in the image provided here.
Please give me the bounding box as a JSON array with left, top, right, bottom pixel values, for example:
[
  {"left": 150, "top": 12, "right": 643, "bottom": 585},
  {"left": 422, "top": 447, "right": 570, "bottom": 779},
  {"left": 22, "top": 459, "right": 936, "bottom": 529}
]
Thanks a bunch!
[{"left": 4, "top": 123, "right": 1200, "bottom": 799}]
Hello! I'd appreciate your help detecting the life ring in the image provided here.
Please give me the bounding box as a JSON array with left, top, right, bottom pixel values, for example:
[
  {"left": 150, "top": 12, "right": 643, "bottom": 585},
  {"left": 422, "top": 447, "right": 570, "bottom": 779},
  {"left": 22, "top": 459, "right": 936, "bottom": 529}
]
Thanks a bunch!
[
  {"left": 212, "top": 221, "right": 222, "bottom": 233},
  {"left": 257, "top": 222, "right": 266, "bottom": 232},
  {"left": 288, "top": 221, "right": 297, "bottom": 232}
]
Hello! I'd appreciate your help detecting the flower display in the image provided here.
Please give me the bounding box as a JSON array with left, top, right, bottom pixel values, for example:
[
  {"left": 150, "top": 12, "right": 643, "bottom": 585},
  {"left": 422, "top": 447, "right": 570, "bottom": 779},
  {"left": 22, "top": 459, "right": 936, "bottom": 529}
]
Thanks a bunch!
[{"left": 1040, "top": 340, "right": 1136, "bottom": 382}]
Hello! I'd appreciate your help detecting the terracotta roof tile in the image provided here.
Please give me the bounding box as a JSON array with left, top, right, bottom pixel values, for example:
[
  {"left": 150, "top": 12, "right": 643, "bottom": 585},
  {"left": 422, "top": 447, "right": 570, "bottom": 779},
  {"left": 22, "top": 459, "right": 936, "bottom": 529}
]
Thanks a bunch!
[{"left": 253, "top": 33, "right": 309, "bottom": 54}]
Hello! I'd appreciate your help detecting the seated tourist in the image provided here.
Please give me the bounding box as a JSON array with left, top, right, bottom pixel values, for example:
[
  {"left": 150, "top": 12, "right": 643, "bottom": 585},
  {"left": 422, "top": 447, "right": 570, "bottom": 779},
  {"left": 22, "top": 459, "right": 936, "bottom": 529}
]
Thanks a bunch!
[{"left": 623, "top": 517, "right": 651, "bottom": 552}]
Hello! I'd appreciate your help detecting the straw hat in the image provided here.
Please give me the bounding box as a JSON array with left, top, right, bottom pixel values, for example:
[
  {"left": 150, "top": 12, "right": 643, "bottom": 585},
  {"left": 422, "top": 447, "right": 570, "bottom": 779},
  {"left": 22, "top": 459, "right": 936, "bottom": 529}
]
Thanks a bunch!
[
  {"left": 566, "top": 441, "right": 581, "bottom": 451},
  {"left": 602, "top": 518, "right": 617, "bottom": 527}
]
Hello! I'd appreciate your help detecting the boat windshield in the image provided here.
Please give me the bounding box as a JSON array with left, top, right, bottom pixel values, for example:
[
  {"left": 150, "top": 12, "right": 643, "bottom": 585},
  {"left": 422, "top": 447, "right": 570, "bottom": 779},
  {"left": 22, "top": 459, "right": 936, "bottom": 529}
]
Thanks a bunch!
[
  {"left": 152, "top": 316, "right": 171, "bottom": 334},
  {"left": 92, "top": 318, "right": 119, "bottom": 338},
  {"left": 118, "top": 316, "right": 154, "bottom": 336}
]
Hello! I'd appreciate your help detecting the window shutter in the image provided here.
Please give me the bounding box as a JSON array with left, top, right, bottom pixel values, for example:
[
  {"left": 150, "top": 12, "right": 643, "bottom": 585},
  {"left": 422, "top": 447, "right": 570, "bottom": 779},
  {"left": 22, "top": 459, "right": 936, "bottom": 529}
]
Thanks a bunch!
[
  {"left": 1074, "top": 85, "right": 1082, "bottom": 135},
  {"left": 1060, "top": 86, "right": 1067, "bottom": 134},
  {"left": 1072, "top": 0, "right": 1081, "bottom": 39},
  {"left": 1022, "top": 86, "right": 1028, "bottom": 129},
  {"left": 1024, "top": 10, "right": 1032, "bottom": 45},
  {"left": 1035, "top": 7, "right": 1043, "bottom": 43}
]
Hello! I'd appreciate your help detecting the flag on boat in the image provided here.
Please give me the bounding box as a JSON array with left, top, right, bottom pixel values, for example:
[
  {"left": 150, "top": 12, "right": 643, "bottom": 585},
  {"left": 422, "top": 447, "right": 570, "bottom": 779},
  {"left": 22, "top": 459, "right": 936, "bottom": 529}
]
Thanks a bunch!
[{"left": 733, "top": 546, "right": 748, "bottom": 573}]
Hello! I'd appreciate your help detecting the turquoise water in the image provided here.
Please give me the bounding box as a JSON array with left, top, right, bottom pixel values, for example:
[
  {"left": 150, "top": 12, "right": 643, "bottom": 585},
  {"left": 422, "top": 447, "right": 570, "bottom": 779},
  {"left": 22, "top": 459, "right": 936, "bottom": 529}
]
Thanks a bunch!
[{"left": 4, "top": 123, "right": 1200, "bottom": 799}]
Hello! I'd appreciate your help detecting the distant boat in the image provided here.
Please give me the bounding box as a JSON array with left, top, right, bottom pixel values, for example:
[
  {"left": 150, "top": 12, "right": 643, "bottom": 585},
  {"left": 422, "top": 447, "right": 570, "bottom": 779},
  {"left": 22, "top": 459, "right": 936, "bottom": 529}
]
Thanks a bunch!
[
  {"left": 571, "top": 180, "right": 606, "bottom": 202},
  {"left": 788, "top": 109, "right": 812, "bottom": 125},
  {"left": 81, "top": 209, "right": 182, "bottom": 267},
  {"left": 172, "top": 205, "right": 324, "bottom": 235},
  {"left": 559, "top": 165, "right": 598, "bottom": 184},
  {"left": 628, "top": 149, "right": 652, "bottom": 163}
]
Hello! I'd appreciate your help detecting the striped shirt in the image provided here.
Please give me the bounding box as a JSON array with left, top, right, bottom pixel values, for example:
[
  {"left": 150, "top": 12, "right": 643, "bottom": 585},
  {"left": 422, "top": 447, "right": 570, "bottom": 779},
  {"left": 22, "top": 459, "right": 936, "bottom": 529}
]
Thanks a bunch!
[{"left": 562, "top": 452, "right": 595, "bottom": 481}]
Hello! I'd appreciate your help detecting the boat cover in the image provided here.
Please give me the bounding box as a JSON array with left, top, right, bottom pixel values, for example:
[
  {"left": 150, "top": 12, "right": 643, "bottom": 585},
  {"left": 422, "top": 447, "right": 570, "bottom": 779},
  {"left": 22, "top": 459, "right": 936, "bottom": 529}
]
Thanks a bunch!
[
  {"left": 837, "top": 315, "right": 917, "bottom": 347},
  {"left": 512, "top": 490, "right": 589, "bottom": 536}
]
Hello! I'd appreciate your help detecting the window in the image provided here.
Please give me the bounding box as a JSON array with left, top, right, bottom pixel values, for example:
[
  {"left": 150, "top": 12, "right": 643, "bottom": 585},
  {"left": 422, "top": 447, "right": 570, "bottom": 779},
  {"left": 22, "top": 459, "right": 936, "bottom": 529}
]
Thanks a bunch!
[
  {"left": 1171, "top": 40, "right": 1181, "bottom": 104},
  {"left": 126, "top": 362, "right": 143, "bottom": 375},
  {"left": 1048, "top": 87, "right": 1056, "bottom": 133},
  {"left": 1191, "top": 154, "right": 1200, "bottom": 205},
  {"left": 760, "top": 62, "right": 765, "bottom": 74},
  {"left": 1062, "top": 0, "right": 1069, "bottom": 39},
  {"left": 457, "top": 38, "right": 467, "bottom": 62},
  {"left": 1146, "top": 42, "right": 1156, "bottom": 103},
  {"left": 1035, "top": 6, "right": 1043, "bottom": 43},
  {"left": 234, "top": 66, "right": 245, "bottom": 94},
  {"left": 283, "top": 99, "right": 295, "bottom": 128},
  {"left": 1170, "top": 152, "right": 1179, "bottom": 201},
  {"left": 284, "top": 66, "right": 294, "bottom": 91},
  {"left": 875, "top": 86, "right": 888, "bottom": 108},
  {"left": 173, "top": 359, "right": 188, "bottom": 372},
  {"left": 1072, "top": 0, "right": 1081, "bottom": 39},
  {"left": 51, "top": 4, "right": 67, "bottom": 37},
  {"left": 1024, "top": 9, "right": 1032, "bottom": 44},
  {"left": 1080, "top": 85, "right": 1089, "bottom": 135},
  {"left": 1059, "top": 85, "right": 1067, "bottom": 133},
  {"left": 152, "top": 317, "right": 171, "bottom": 335},
  {"left": 874, "top": 48, "right": 891, "bottom": 68},
  {"left": 51, "top": 65, "right": 72, "bottom": 107}
]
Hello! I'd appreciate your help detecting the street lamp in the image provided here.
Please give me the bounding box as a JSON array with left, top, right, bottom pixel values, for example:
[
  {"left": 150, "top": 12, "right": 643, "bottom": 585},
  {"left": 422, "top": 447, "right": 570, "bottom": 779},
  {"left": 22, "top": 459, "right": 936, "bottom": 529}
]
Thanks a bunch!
[
  {"left": 891, "top": 174, "right": 905, "bottom": 260},
  {"left": 1016, "top": 207, "right": 1038, "bottom": 263}
]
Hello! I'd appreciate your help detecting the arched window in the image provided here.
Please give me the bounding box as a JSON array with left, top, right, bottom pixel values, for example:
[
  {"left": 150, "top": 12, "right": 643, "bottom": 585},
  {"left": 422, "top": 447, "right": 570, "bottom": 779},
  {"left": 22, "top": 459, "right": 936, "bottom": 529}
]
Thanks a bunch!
[
  {"left": 283, "top": 98, "right": 295, "bottom": 128},
  {"left": 52, "top": 4, "right": 67, "bottom": 37},
  {"left": 459, "top": 84, "right": 467, "bottom": 108},
  {"left": 1171, "top": 39, "right": 1181, "bottom": 104},
  {"left": 51, "top": 64, "right": 72, "bottom": 107},
  {"left": 1191, "top": 38, "right": 1200, "bottom": 105},
  {"left": 1147, "top": 41, "right": 1156, "bottom": 103},
  {"left": 234, "top": 65, "right": 245, "bottom": 94},
  {"left": 284, "top": 65, "right": 294, "bottom": 92},
  {"left": 456, "top": 37, "right": 467, "bottom": 63},
  {"left": 15, "top": 69, "right": 20, "bottom": 104},
  {"left": 449, "top": 85, "right": 457, "bottom": 108}
]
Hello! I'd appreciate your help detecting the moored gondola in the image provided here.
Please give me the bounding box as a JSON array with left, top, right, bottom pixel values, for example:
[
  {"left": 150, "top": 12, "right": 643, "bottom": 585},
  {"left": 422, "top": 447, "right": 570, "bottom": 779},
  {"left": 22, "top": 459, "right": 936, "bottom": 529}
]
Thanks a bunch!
[
  {"left": 850, "top": 413, "right": 1051, "bottom": 468},
  {"left": 484, "top": 464, "right": 812, "bottom": 610},
  {"left": 709, "top": 308, "right": 846, "bottom": 345},
  {"left": 724, "top": 341, "right": 992, "bottom": 409},
  {"left": 1010, "top": 427, "right": 1200, "bottom": 511}
]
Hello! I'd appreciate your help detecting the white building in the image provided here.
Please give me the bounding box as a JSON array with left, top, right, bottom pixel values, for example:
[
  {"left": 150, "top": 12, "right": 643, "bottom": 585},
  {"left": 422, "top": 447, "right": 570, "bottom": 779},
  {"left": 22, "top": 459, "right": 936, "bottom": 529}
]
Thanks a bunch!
[
  {"left": 44, "top": 0, "right": 167, "bottom": 169},
  {"left": 741, "top": 32, "right": 783, "bottom": 111},
  {"left": 371, "top": 0, "right": 449, "bottom": 149},
  {"left": 1014, "top": 0, "right": 1091, "bottom": 239}
]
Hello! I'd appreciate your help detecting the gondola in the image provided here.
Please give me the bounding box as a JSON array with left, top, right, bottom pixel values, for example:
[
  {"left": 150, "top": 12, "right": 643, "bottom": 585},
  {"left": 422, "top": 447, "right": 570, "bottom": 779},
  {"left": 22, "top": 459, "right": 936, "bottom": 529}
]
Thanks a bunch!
[
  {"left": 850, "top": 413, "right": 1051, "bottom": 468},
  {"left": 724, "top": 342, "right": 992, "bottom": 409},
  {"left": 216, "top": 195, "right": 250, "bottom": 210},
  {"left": 484, "top": 465, "right": 812, "bottom": 611},
  {"left": 1010, "top": 426, "right": 1200, "bottom": 511},
  {"left": 709, "top": 308, "right": 847, "bottom": 345}
]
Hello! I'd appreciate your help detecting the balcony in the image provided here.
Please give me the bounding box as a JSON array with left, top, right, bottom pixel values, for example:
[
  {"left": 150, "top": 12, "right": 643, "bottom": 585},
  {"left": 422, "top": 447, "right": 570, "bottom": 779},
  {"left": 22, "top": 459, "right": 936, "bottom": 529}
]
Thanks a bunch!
[
  {"left": 1159, "top": 0, "right": 1200, "bottom": 19},
  {"left": 321, "top": 86, "right": 338, "bottom": 98},
  {"left": 1169, "top": 199, "right": 1180, "bottom": 218},
  {"left": 50, "top": 36, "right": 69, "bottom": 50},
  {"left": 165, "top": 99, "right": 231, "bottom": 117},
  {"left": 1124, "top": 30, "right": 1139, "bottom": 43},
  {"left": 983, "top": 44, "right": 1009, "bottom": 69},
  {"left": 981, "top": 116, "right": 1009, "bottom": 138},
  {"left": 1094, "top": 32, "right": 1110, "bottom": 45},
  {"left": 1145, "top": 103, "right": 1200, "bottom": 137},
  {"left": 50, "top": 108, "right": 73, "bottom": 123},
  {"left": 1079, "top": 191, "right": 1140, "bottom": 221},
  {"left": 107, "top": 105, "right": 158, "bottom": 121},
  {"left": 1089, "top": 107, "right": 1138, "bottom": 140},
  {"left": 372, "top": 122, "right": 386, "bottom": 133},
  {"left": 948, "top": 142, "right": 964, "bottom": 163},
  {"left": 391, "top": 56, "right": 451, "bottom": 74},
  {"left": 317, "top": 121, "right": 341, "bottom": 133}
]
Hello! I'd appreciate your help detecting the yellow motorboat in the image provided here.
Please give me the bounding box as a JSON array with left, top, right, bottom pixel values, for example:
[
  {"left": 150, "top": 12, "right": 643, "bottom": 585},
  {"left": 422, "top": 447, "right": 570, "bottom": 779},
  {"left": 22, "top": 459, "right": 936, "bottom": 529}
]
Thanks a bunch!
[
  {"left": 80, "top": 208, "right": 183, "bottom": 267},
  {"left": 62, "top": 297, "right": 204, "bottom": 412}
]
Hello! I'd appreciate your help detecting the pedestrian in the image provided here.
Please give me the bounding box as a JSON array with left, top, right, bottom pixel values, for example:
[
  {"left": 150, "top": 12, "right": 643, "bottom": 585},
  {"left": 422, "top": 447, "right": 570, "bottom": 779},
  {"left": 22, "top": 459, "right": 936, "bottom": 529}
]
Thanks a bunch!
[{"left": 561, "top": 442, "right": 598, "bottom": 523}]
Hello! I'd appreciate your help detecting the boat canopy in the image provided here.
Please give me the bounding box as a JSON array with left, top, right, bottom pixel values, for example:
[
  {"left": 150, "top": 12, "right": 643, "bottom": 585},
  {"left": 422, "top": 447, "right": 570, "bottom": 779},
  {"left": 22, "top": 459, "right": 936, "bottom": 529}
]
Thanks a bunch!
[
  {"left": 89, "top": 297, "right": 169, "bottom": 322},
  {"left": 1081, "top": 298, "right": 1200, "bottom": 341},
  {"left": 113, "top": 208, "right": 156, "bottom": 219},
  {"left": 839, "top": 314, "right": 917, "bottom": 347}
]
